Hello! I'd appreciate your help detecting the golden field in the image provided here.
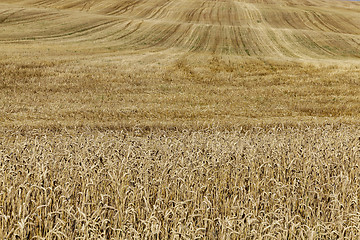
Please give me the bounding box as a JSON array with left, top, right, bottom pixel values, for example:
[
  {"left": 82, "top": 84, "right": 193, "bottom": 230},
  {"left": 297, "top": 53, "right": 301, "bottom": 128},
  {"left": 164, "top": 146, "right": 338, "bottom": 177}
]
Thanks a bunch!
[
  {"left": 0, "top": 0, "right": 359, "bottom": 127},
  {"left": 1, "top": 126, "right": 360, "bottom": 239},
  {"left": 1, "top": 54, "right": 360, "bottom": 128},
  {"left": 0, "top": 0, "right": 360, "bottom": 239}
]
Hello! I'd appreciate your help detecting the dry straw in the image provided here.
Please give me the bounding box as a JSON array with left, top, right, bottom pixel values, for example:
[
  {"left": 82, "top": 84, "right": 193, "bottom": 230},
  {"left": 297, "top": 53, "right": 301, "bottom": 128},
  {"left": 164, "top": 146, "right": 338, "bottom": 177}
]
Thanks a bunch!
[{"left": 1, "top": 125, "right": 360, "bottom": 239}]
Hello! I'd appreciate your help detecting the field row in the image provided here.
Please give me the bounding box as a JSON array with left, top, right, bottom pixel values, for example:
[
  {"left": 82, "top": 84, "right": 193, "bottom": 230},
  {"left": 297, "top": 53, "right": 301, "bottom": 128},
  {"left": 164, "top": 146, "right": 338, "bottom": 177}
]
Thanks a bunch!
[{"left": 0, "top": 0, "right": 359, "bottom": 58}]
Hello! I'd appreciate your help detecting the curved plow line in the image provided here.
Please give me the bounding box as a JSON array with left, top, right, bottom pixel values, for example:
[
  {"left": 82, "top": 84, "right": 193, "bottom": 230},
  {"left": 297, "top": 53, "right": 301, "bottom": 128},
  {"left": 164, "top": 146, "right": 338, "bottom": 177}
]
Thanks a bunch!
[
  {"left": 277, "top": 31, "right": 316, "bottom": 59},
  {"left": 195, "top": 25, "right": 212, "bottom": 52},
  {"left": 229, "top": 27, "right": 242, "bottom": 55},
  {"left": 287, "top": 33, "right": 334, "bottom": 59},
  {"left": 148, "top": 24, "right": 184, "bottom": 49},
  {"left": 0, "top": 8, "right": 26, "bottom": 24},
  {"left": 0, "top": 11, "right": 67, "bottom": 26},
  {"left": 269, "top": 29, "right": 306, "bottom": 58},
  {"left": 312, "top": 13, "right": 346, "bottom": 33},
  {"left": 0, "top": 0, "right": 358, "bottom": 58},
  {"left": 244, "top": 3, "right": 285, "bottom": 57},
  {"left": 168, "top": 24, "right": 194, "bottom": 49},
  {"left": 304, "top": 32, "right": 337, "bottom": 57},
  {"left": 104, "top": 0, "right": 143, "bottom": 16},
  {"left": 19, "top": 19, "right": 121, "bottom": 42},
  {"left": 176, "top": 24, "right": 199, "bottom": 51},
  {"left": 113, "top": 20, "right": 144, "bottom": 41},
  {"left": 179, "top": 2, "right": 207, "bottom": 24},
  {"left": 88, "top": 20, "right": 139, "bottom": 42},
  {"left": 80, "top": 0, "right": 97, "bottom": 12},
  {"left": 55, "top": 20, "right": 132, "bottom": 43},
  {"left": 304, "top": 11, "right": 341, "bottom": 33},
  {"left": 334, "top": 15, "right": 360, "bottom": 35},
  {"left": 99, "top": 20, "right": 137, "bottom": 42},
  {"left": 140, "top": 0, "right": 175, "bottom": 20}
]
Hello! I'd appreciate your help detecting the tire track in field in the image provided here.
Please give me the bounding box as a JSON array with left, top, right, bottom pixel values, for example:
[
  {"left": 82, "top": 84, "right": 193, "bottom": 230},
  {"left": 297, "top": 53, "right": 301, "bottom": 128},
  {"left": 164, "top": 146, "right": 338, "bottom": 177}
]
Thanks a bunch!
[
  {"left": 258, "top": 6, "right": 318, "bottom": 58},
  {"left": 0, "top": 9, "right": 23, "bottom": 23},
  {"left": 0, "top": 5, "right": 123, "bottom": 42},
  {"left": 0, "top": 11, "right": 64, "bottom": 25},
  {"left": 0, "top": 0, "right": 359, "bottom": 59},
  {"left": 113, "top": 20, "right": 144, "bottom": 40},
  {"left": 104, "top": 0, "right": 144, "bottom": 15},
  {"left": 33, "top": 19, "right": 120, "bottom": 41},
  {"left": 248, "top": 3, "right": 360, "bottom": 58},
  {"left": 140, "top": 0, "right": 175, "bottom": 19},
  {"left": 241, "top": 2, "right": 285, "bottom": 56}
]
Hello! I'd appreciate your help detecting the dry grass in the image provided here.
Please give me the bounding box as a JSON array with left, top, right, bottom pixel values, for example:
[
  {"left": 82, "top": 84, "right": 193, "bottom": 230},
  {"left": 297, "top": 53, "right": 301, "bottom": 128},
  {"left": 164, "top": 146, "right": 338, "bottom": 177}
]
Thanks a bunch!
[
  {"left": 1, "top": 53, "right": 360, "bottom": 127},
  {"left": 1, "top": 125, "right": 360, "bottom": 239},
  {"left": 1, "top": 0, "right": 360, "bottom": 238},
  {"left": 0, "top": 0, "right": 359, "bottom": 58},
  {"left": 0, "top": 0, "right": 359, "bottom": 127}
]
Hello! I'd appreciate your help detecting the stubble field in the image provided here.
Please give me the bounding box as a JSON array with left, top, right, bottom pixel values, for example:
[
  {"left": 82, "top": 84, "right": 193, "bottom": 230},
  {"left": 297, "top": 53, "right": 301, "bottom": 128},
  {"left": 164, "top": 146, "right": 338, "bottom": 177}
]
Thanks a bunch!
[{"left": 1, "top": 0, "right": 360, "bottom": 239}]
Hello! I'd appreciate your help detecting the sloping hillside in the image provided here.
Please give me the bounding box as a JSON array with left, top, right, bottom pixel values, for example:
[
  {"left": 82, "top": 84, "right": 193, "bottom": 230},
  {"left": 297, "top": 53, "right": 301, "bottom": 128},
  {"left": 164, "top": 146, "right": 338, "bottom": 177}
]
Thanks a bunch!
[
  {"left": 0, "top": 0, "right": 359, "bottom": 59},
  {"left": 0, "top": 0, "right": 359, "bottom": 127},
  {"left": 2, "top": 2, "right": 360, "bottom": 239}
]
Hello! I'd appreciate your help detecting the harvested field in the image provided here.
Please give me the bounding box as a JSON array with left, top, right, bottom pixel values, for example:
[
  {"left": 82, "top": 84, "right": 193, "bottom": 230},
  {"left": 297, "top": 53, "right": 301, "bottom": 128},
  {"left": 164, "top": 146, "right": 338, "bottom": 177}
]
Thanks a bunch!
[
  {"left": 1, "top": 54, "right": 360, "bottom": 128},
  {"left": 0, "top": 0, "right": 359, "bottom": 58},
  {"left": 0, "top": 0, "right": 359, "bottom": 127},
  {"left": 0, "top": 0, "right": 360, "bottom": 58}
]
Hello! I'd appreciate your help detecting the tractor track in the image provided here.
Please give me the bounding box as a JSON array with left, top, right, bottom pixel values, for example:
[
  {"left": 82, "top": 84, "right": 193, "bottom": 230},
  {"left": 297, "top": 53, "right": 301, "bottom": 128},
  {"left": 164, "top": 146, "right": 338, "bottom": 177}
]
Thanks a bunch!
[{"left": 0, "top": 0, "right": 358, "bottom": 59}]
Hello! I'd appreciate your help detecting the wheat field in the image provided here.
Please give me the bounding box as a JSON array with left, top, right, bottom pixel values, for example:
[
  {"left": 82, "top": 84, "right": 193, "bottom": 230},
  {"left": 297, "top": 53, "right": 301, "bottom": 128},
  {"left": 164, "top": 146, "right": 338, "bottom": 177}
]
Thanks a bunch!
[
  {"left": 1, "top": 126, "right": 360, "bottom": 239},
  {"left": 1, "top": 0, "right": 360, "bottom": 239}
]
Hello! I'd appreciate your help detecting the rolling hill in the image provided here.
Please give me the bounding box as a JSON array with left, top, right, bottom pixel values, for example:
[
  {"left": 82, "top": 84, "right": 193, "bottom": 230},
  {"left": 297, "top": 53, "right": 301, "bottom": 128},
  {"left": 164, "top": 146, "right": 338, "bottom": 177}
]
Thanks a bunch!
[
  {"left": 0, "top": 0, "right": 359, "bottom": 58},
  {"left": 2, "top": 1, "right": 360, "bottom": 239},
  {"left": 0, "top": 0, "right": 359, "bottom": 127}
]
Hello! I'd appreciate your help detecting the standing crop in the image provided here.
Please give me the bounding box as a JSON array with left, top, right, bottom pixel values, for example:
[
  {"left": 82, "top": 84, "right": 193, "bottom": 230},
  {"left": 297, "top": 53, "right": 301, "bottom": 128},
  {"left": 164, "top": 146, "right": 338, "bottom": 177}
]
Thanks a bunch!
[{"left": 1, "top": 125, "right": 360, "bottom": 239}]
